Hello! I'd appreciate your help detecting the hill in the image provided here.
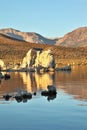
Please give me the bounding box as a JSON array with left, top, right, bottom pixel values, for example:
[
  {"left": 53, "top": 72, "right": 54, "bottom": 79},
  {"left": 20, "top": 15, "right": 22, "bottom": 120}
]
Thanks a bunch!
[
  {"left": 56, "top": 27, "right": 87, "bottom": 47},
  {"left": 0, "top": 28, "right": 56, "bottom": 45},
  {"left": 0, "top": 27, "right": 87, "bottom": 47},
  {"left": 0, "top": 33, "right": 87, "bottom": 66}
]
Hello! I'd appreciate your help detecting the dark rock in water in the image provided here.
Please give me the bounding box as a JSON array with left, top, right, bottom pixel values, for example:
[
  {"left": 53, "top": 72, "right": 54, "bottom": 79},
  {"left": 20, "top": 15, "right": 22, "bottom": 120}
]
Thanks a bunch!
[
  {"left": 22, "top": 92, "right": 32, "bottom": 99},
  {"left": 41, "top": 90, "right": 49, "bottom": 96},
  {"left": 41, "top": 89, "right": 57, "bottom": 96},
  {"left": 3, "top": 94, "right": 12, "bottom": 101},
  {"left": 20, "top": 90, "right": 32, "bottom": 99},
  {"left": 41, "top": 85, "right": 57, "bottom": 101},
  {"left": 47, "top": 94, "right": 57, "bottom": 101},
  {"left": 4, "top": 74, "right": 10, "bottom": 80},
  {"left": 27, "top": 93, "right": 32, "bottom": 99},
  {"left": 47, "top": 85, "right": 57, "bottom": 94},
  {"left": 22, "top": 98, "right": 28, "bottom": 103},
  {"left": 33, "top": 92, "right": 36, "bottom": 96},
  {"left": 14, "top": 94, "right": 22, "bottom": 103},
  {"left": 14, "top": 91, "right": 32, "bottom": 103}
]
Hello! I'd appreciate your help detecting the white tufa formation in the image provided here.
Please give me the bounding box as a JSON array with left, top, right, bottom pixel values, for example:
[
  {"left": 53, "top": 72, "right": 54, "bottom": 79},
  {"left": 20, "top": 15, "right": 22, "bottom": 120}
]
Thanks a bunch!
[
  {"left": 21, "top": 49, "right": 55, "bottom": 69},
  {"left": 0, "top": 59, "right": 5, "bottom": 69}
]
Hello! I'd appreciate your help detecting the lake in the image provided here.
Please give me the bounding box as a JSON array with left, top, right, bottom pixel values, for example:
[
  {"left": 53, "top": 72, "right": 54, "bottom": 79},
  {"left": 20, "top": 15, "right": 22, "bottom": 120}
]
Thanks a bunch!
[{"left": 0, "top": 66, "right": 87, "bottom": 130}]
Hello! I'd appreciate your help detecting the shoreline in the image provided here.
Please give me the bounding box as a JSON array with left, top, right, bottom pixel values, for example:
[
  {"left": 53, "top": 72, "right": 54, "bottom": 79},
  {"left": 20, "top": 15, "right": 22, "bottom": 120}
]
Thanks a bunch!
[
  {"left": 55, "top": 59, "right": 87, "bottom": 67},
  {"left": 3, "top": 58, "right": 87, "bottom": 67}
]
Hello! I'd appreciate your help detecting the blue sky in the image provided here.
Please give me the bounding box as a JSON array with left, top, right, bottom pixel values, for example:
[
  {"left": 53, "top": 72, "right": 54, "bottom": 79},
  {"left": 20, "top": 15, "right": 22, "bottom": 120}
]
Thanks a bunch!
[{"left": 0, "top": 0, "right": 87, "bottom": 37}]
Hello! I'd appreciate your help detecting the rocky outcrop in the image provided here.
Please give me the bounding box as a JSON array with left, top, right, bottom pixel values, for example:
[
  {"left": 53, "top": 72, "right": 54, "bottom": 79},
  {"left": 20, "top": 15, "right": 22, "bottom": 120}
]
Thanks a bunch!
[
  {"left": 21, "top": 49, "right": 55, "bottom": 71},
  {"left": 0, "top": 59, "right": 5, "bottom": 70},
  {"left": 34, "top": 49, "right": 55, "bottom": 68}
]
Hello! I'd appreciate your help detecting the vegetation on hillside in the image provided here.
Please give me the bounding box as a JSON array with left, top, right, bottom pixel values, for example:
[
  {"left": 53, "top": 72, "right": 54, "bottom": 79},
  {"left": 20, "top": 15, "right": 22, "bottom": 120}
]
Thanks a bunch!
[{"left": 0, "top": 34, "right": 87, "bottom": 66}]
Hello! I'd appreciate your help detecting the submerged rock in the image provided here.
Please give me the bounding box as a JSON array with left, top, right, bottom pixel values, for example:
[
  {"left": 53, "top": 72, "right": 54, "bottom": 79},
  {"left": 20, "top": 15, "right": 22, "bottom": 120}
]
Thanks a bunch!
[
  {"left": 4, "top": 74, "right": 10, "bottom": 80},
  {"left": 41, "top": 90, "right": 49, "bottom": 96},
  {"left": 47, "top": 94, "right": 57, "bottom": 101},
  {"left": 22, "top": 92, "right": 32, "bottom": 99},
  {"left": 0, "top": 72, "right": 10, "bottom": 80},
  {"left": 14, "top": 94, "right": 23, "bottom": 103},
  {"left": 41, "top": 85, "right": 57, "bottom": 101},
  {"left": 47, "top": 85, "right": 57, "bottom": 94},
  {"left": 3, "top": 94, "right": 12, "bottom": 101},
  {"left": 14, "top": 90, "right": 32, "bottom": 103},
  {"left": 33, "top": 92, "right": 37, "bottom": 96}
]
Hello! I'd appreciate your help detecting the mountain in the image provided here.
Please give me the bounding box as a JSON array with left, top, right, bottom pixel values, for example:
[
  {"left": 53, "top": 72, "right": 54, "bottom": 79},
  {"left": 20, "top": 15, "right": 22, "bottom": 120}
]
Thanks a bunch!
[
  {"left": 0, "top": 27, "right": 87, "bottom": 47},
  {"left": 0, "top": 28, "right": 56, "bottom": 45},
  {"left": 56, "top": 27, "right": 87, "bottom": 47}
]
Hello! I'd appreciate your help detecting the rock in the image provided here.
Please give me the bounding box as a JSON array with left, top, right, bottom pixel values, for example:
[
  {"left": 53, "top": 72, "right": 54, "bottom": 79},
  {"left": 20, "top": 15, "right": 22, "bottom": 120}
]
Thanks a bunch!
[
  {"left": 41, "top": 85, "right": 57, "bottom": 99},
  {"left": 41, "top": 90, "right": 49, "bottom": 96},
  {"left": 22, "top": 98, "right": 28, "bottom": 103},
  {"left": 33, "top": 92, "right": 36, "bottom": 96},
  {"left": 47, "top": 94, "right": 57, "bottom": 101},
  {"left": 0, "top": 59, "right": 5, "bottom": 70},
  {"left": 47, "top": 85, "right": 57, "bottom": 94},
  {"left": 20, "top": 49, "right": 55, "bottom": 71},
  {"left": 0, "top": 73, "right": 10, "bottom": 80},
  {"left": 21, "top": 49, "right": 37, "bottom": 68},
  {"left": 14, "top": 90, "right": 32, "bottom": 103},
  {"left": 22, "top": 92, "right": 32, "bottom": 99},
  {"left": 34, "top": 49, "right": 55, "bottom": 68},
  {"left": 14, "top": 94, "right": 22, "bottom": 103},
  {"left": 4, "top": 74, "right": 10, "bottom": 80},
  {"left": 3, "top": 94, "right": 12, "bottom": 101},
  {"left": 56, "top": 65, "right": 71, "bottom": 71},
  {"left": 0, "top": 72, "right": 4, "bottom": 79}
]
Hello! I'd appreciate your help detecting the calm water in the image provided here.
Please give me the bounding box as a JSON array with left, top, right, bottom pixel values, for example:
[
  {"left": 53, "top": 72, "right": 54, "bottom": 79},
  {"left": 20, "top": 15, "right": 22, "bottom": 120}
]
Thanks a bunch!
[{"left": 0, "top": 66, "right": 87, "bottom": 130}]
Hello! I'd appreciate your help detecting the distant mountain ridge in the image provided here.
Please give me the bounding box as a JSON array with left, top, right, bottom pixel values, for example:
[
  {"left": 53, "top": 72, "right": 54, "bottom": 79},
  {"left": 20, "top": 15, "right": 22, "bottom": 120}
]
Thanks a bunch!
[
  {"left": 56, "top": 27, "right": 87, "bottom": 47},
  {"left": 0, "top": 28, "right": 56, "bottom": 45},
  {"left": 0, "top": 27, "right": 87, "bottom": 47}
]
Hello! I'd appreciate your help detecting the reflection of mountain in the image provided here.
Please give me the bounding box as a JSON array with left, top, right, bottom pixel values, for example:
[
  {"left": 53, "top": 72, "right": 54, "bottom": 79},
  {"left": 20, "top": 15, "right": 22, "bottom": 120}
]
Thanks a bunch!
[
  {"left": 55, "top": 66, "right": 87, "bottom": 101},
  {"left": 0, "top": 72, "right": 25, "bottom": 97},
  {"left": 59, "top": 83, "right": 87, "bottom": 101}
]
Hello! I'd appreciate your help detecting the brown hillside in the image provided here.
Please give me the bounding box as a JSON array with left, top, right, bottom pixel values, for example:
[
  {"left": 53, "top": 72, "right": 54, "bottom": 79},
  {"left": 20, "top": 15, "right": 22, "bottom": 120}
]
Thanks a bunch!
[
  {"left": 0, "top": 34, "right": 87, "bottom": 65},
  {"left": 56, "top": 27, "right": 87, "bottom": 47}
]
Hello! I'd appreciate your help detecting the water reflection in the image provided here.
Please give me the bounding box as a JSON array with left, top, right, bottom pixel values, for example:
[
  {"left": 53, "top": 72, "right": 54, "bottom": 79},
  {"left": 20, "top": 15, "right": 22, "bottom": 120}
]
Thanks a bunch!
[
  {"left": 0, "top": 72, "right": 55, "bottom": 102},
  {"left": 47, "top": 94, "right": 57, "bottom": 102},
  {"left": 19, "top": 72, "right": 54, "bottom": 92},
  {"left": 0, "top": 66, "right": 87, "bottom": 102},
  {"left": 55, "top": 66, "right": 87, "bottom": 101}
]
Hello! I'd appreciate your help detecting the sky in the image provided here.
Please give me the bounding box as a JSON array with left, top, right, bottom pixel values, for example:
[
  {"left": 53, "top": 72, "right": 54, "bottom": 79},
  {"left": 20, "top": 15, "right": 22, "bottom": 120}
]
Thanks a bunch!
[{"left": 0, "top": 0, "right": 87, "bottom": 37}]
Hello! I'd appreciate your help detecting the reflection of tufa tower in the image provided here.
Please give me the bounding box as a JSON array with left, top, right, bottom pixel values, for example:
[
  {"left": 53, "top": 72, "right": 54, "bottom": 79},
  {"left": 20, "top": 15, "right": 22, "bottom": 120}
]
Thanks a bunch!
[
  {"left": 35, "top": 73, "right": 54, "bottom": 90},
  {"left": 29, "top": 73, "right": 37, "bottom": 92},
  {"left": 19, "top": 72, "right": 54, "bottom": 92}
]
